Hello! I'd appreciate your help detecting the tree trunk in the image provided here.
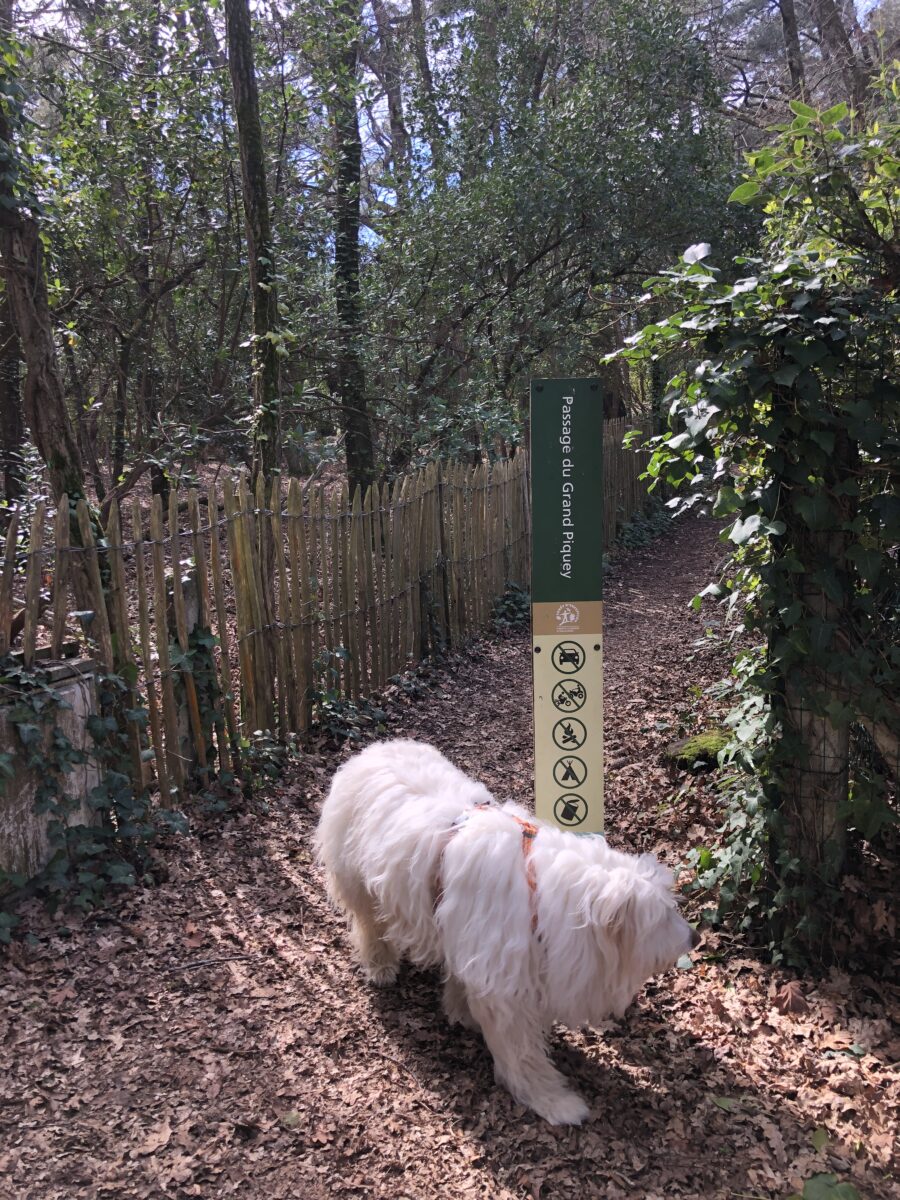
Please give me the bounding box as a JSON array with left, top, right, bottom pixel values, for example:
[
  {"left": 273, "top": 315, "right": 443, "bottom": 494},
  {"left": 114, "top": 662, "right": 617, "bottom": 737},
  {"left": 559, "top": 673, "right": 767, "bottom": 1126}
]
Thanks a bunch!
[
  {"left": 224, "top": 0, "right": 281, "bottom": 486},
  {"left": 370, "top": 0, "right": 409, "bottom": 185},
  {"left": 113, "top": 335, "right": 131, "bottom": 488},
  {"left": 769, "top": 423, "right": 857, "bottom": 958},
  {"left": 0, "top": 2, "right": 85, "bottom": 507},
  {"left": 808, "top": 0, "right": 870, "bottom": 113},
  {"left": 0, "top": 218, "right": 86, "bottom": 504},
  {"left": 409, "top": 0, "right": 445, "bottom": 181},
  {"left": 464, "top": 2, "right": 504, "bottom": 180},
  {"left": 332, "top": 0, "right": 376, "bottom": 497},
  {"left": 0, "top": 294, "right": 24, "bottom": 507},
  {"left": 63, "top": 339, "right": 106, "bottom": 502},
  {"left": 778, "top": 0, "right": 807, "bottom": 99}
]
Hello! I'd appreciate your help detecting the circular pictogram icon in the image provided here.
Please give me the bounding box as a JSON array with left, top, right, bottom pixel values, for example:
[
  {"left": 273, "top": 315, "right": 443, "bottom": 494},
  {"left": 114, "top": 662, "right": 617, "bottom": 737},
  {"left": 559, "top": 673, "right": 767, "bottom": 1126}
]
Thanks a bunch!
[
  {"left": 551, "top": 679, "right": 587, "bottom": 713},
  {"left": 553, "top": 755, "right": 587, "bottom": 788},
  {"left": 554, "top": 794, "right": 588, "bottom": 827},
  {"left": 551, "top": 640, "right": 585, "bottom": 674},
  {"left": 552, "top": 717, "right": 587, "bottom": 751}
]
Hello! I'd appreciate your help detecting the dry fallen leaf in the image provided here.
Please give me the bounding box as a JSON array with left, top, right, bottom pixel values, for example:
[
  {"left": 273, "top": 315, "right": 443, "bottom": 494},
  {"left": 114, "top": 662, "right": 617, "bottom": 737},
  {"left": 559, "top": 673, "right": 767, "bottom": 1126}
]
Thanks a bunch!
[
  {"left": 774, "top": 980, "right": 811, "bottom": 1015},
  {"left": 182, "top": 920, "right": 205, "bottom": 950},
  {"left": 136, "top": 1118, "right": 172, "bottom": 1157},
  {"left": 3, "top": 519, "right": 897, "bottom": 1200}
]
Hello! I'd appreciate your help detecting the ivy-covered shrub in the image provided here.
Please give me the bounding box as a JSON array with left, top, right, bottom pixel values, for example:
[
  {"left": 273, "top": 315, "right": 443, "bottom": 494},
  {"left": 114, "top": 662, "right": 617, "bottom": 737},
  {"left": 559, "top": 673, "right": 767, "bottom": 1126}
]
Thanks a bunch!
[
  {"left": 0, "top": 658, "right": 185, "bottom": 939},
  {"left": 619, "top": 77, "right": 900, "bottom": 962}
]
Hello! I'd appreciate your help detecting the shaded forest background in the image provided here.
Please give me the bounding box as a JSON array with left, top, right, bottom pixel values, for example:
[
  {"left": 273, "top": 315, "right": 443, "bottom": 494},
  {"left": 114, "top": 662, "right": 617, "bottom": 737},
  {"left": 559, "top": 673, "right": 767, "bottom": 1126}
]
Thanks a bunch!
[{"left": 1, "top": 0, "right": 896, "bottom": 509}]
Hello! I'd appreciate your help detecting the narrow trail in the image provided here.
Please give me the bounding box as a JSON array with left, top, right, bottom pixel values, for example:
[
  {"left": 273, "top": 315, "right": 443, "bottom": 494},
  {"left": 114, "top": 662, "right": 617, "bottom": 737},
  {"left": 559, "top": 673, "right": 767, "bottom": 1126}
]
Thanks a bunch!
[{"left": 1, "top": 518, "right": 896, "bottom": 1200}]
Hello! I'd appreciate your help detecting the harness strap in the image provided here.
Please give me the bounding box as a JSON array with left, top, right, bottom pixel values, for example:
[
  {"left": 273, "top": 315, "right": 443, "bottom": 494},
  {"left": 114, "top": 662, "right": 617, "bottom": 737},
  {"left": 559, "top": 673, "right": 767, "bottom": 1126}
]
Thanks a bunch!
[{"left": 435, "top": 807, "right": 539, "bottom": 933}]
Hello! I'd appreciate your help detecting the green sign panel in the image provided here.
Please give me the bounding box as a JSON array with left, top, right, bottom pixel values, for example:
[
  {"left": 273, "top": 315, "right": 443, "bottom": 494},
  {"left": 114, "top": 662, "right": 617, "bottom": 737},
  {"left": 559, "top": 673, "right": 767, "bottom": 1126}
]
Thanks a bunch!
[{"left": 530, "top": 379, "right": 604, "bottom": 833}]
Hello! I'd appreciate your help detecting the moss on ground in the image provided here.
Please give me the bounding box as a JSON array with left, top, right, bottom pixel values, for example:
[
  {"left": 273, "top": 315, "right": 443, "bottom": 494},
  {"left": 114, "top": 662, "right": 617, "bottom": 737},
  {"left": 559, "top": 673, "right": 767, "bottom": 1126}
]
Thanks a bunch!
[{"left": 665, "top": 728, "right": 730, "bottom": 769}]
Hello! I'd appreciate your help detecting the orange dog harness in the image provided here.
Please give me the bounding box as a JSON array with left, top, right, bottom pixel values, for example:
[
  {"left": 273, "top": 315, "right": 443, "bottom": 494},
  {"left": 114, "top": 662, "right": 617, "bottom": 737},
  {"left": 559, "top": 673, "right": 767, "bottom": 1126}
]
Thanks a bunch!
[{"left": 435, "top": 805, "right": 539, "bottom": 932}]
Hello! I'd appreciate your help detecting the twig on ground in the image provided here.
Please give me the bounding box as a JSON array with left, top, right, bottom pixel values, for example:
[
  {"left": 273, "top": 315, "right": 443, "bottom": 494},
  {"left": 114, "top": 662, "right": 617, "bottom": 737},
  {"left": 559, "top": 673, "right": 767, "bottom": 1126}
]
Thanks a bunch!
[{"left": 164, "top": 953, "right": 261, "bottom": 973}]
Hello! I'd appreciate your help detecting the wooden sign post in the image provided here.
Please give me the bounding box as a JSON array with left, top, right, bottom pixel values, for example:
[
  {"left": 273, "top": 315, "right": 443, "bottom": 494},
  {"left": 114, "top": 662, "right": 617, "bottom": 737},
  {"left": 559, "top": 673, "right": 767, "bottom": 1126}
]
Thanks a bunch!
[{"left": 531, "top": 378, "right": 604, "bottom": 833}]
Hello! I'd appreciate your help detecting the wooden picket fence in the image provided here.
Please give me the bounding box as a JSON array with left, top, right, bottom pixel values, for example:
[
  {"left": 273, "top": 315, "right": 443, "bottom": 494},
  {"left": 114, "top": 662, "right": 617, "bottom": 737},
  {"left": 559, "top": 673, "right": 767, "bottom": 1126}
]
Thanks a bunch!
[{"left": 0, "top": 421, "right": 650, "bottom": 797}]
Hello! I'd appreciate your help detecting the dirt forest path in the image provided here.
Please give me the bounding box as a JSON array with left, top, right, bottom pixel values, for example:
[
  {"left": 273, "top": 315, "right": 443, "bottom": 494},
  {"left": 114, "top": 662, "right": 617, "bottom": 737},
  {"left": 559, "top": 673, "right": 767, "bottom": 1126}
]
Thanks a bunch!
[{"left": 2, "top": 518, "right": 897, "bottom": 1200}]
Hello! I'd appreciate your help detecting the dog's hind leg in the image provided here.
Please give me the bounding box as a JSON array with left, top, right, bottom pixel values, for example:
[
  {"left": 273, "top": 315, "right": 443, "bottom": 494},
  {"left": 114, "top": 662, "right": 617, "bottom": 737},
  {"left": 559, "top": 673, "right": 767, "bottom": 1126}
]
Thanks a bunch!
[
  {"left": 442, "top": 975, "right": 480, "bottom": 1031},
  {"left": 348, "top": 891, "right": 399, "bottom": 987},
  {"left": 466, "top": 996, "right": 590, "bottom": 1126},
  {"left": 323, "top": 867, "right": 399, "bottom": 986}
]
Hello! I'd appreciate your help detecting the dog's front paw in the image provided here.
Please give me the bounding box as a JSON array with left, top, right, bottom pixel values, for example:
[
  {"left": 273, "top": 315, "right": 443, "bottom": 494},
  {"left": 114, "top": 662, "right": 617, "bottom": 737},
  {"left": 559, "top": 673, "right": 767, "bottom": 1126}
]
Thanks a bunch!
[
  {"left": 533, "top": 1089, "right": 590, "bottom": 1127},
  {"left": 362, "top": 962, "right": 398, "bottom": 987}
]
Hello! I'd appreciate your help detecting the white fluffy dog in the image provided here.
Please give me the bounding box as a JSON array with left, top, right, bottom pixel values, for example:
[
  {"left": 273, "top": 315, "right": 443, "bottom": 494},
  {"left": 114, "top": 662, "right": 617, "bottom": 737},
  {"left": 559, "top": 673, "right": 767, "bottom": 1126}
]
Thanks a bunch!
[{"left": 316, "top": 739, "right": 698, "bottom": 1125}]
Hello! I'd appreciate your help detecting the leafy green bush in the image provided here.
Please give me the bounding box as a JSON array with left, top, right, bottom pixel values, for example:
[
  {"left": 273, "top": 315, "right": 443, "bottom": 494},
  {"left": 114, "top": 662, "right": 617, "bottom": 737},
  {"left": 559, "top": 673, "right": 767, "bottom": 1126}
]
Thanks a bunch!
[
  {"left": 619, "top": 76, "right": 900, "bottom": 961},
  {"left": 615, "top": 500, "right": 672, "bottom": 550}
]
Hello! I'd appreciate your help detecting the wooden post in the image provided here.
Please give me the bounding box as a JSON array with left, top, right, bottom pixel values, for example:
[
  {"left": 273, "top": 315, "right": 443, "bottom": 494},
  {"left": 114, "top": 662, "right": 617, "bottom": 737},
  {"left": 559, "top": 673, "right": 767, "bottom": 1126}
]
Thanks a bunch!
[
  {"left": 330, "top": 487, "right": 346, "bottom": 697},
  {"left": 131, "top": 496, "right": 170, "bottom": 802},
  {"left": 50, "top": 499, "right": 69, "bottom": 660},
  {"left": 75, "top": 499, "right": 114, "bottom": 672},
  {"left": 342, "top": 485, "right": 359, "bottom": 700},
  {"left": 323, "top": 486, "right": 335, "bottom": 690},
  {"left": 382, "top": 481, "right": 395, "bottom": 677},
  {"left": 270, "top": 476, "right": 291, "bottom": 736},
  {"left": 351, "top": 487, "right": 368, "bottom": 697},
  {"left": 190, "top": 489, "right": 229, "bottom": 774},
  {"left": 362, "top": 484, "right": 378, "bottom": 693},
  {"left": 149, "top": 495, "right": 185, "bottom": 795},
  {"left": 436, "top": 464, "right": 451, "bottom": 649},
  {"left": 306, "top": 483, "right": 320, "bottom": 680},
  {"left": 21, "top": 501, "right": 45, "bottom": 668},
  {"left": 206, "top": 482, "right": 241, "bottom": 772},
  {"left": 168, "top": 489, "right": 209, "bottom": 780},
  {"left": 238, "top": 473, "right": 274, "bottom": 730},
  {"left": 286, "top": 479, "right": 311, "bottom": 732},
  {"left": 105, "top": 499, "right": 145, "bottom": 788}
]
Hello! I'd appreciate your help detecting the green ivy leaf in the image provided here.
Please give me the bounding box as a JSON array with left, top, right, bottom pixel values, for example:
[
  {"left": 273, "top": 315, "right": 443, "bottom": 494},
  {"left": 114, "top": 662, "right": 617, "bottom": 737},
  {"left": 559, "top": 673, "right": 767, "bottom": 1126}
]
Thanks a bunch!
[
  {"left": 802, "top": 1174, "right": 860, "bottom": 1200},
  {"left": 820, "top": 102, "right": 849, "bottom": 126},
  {"left": 793, "top": 493, "right": 834, "bottom": 531},
  {"left": 728, "top": 181, "right": 761, "bottom": 204},
  {"left": 773, "top": 364, "right": 801, "bottom": 386},
  {"left": 789, "top": 99, "right": 818, "bottom": 120}
]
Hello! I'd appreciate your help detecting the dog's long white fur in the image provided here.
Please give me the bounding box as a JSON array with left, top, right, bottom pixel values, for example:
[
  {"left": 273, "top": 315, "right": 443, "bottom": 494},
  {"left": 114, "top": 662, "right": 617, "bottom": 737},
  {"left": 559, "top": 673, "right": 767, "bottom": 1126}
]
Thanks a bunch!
[{"left": 316, "top": 739, "right": 695, "bottom": 1125}]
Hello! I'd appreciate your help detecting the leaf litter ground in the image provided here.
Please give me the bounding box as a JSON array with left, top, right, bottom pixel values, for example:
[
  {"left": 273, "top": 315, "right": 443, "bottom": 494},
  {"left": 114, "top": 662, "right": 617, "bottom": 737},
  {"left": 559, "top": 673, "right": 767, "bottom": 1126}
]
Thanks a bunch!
[{"left": 1, "top": 517, "right": 897, "bottom": 1199}]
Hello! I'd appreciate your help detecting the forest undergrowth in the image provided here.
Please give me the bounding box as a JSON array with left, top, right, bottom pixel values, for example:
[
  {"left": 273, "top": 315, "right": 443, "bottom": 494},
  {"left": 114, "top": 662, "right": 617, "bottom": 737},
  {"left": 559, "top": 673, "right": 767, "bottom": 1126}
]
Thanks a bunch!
[{"left": 0, "top": 516, "right": 897, "bottom": 1200}]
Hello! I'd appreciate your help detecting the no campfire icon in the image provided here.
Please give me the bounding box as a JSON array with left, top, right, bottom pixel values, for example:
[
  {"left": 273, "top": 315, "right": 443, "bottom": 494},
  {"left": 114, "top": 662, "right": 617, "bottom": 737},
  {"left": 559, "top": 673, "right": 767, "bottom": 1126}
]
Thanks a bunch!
[{"left": 552, "top": 717, "right": 587, "bottom": 750}]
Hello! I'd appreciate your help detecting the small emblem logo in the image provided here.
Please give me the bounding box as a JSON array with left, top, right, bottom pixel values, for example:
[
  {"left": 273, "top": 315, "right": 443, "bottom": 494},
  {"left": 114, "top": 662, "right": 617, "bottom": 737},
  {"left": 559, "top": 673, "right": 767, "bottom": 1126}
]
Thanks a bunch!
[{"left": 555, "top": 603, "right": 580, "bottom": 631}]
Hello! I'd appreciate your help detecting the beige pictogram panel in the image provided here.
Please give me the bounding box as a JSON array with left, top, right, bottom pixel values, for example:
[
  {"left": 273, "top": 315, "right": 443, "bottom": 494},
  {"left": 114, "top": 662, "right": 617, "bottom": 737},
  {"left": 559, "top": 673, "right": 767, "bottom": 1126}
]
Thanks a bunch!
[{"left": 532, "top": 603, "right": 603, "bottom": 833}]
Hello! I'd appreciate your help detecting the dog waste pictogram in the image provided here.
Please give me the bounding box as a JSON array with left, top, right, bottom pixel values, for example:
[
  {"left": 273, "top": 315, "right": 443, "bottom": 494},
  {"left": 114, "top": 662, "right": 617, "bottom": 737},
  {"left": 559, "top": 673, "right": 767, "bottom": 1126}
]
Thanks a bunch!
[
  {"left": 531, "top": 378, "right": 604, "bottom": 834},
  {"left": 554, "top": 794, "right": 588, "bottom": 827}
]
